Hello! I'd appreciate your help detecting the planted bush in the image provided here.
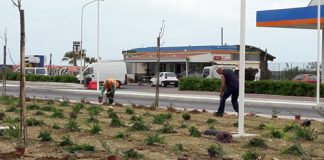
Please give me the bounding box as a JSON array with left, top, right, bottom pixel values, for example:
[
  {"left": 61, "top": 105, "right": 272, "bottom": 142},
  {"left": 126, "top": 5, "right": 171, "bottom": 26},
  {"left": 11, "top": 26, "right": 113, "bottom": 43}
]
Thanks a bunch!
[
  {"left": 68, "top": 144, "right": 95, "bottom": 153},
  {"left": 115, "top": 132, "right": 130, "bottom": 139},
  {"left": 130, "top": 115, "right": 143, "bottom": 122},
  {"left": 152, "top": 113, "right": 172, "bottom": 124},
  {"left": 59, "top": 136, "right": 74, "bottom": 146},
  {"left": 174, "top": 143, "right": 184, "bottom": 154},
  {"left": 267, "top": 128, "right": 284, "bottom": 139},
  {"left": 110, "top": 117, "right": 124, "bottom": 127},
  {"left": 27, "top": 103, "right": 41, "bottom": 110},
  {"left": 38, "top": 130, "right": 52, "bottom": 141},
  {"left": 66, "top": 119, "right": 80, "bottom": 132},
  {"left": 5, "top": 106, "right": 18, "bottom": 112},
  {"left": 34, "top": 110, "right": 45, "bottom": 116},
  {"left": 207, "top": 144, "right": 224, "bottom": 158},
  {"left": 60, "top": 98, "right": 70, "bottom": 107},
  {"left": 294, "top": 126, "right": 317, "bottom": 141},
  {"left": 242, "top": 150, "right": 263, "bottom": 160},
  {"left": 129, "top": 120, "right": 149, "bottom": 131},
  {"left": 206, "top": 118, "right": 217, "bottom": 125},
  {"left": 189, "top": 126, "right": 201, "bottom": 138},
  {"left": 41, "top": 105, "right": 53, "bottom": 112},
  {"left": 4, "top": 125, "right": 19, "bottom": 138},
  {"left": 246, "top": 138, "right": 267, "bottom": 148},
  {"left": 90, "top": 123, "right": 101, "bottom": 135},
  {"left": 108, "top": 111, "right": 118, "bottom": 119},
  {"left": 158, "top": 123, "right": 176, "bottom": 134},
  {"left": 27, "top": 118, "right": 44, "bottom": 126},
  {"left": 51, "top": 108, "right": 64, "bottom": 118},
  {"left": 282, "top": 142, "right": 304, "bottom": 156},
  {"left": 283, "top": 123, "right": 299, "bottom": 132},
  {"left": 122, "top": 149, "right": 144, "bottom": 160},
  {"left": 52, "top": 123, "right": 61, "bottom": 129},
  {"left": 145, "top": 133, "right": 165, "bottom": 145},
  {"left": 125, "top": 107, "right": 135, "bottom": 115},
  {"left": 182, "top": 112, "right": 191, "bottom": 121},
  {"left": 72, "top": 103, "right": 84, "bottom": 114},
  {"left": 87, "top": 105, "right": 103, "bottom": 116}
]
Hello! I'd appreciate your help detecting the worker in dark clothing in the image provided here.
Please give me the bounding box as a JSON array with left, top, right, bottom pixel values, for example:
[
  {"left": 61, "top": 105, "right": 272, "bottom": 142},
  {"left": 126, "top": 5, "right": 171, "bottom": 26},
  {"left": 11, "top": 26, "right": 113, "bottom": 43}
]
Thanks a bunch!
[
  {"left": 101, "top": 78, "right": 117, "bottom": 104},
  {"left": 214, "top": 67, "right": 239, "bottom": 117}
]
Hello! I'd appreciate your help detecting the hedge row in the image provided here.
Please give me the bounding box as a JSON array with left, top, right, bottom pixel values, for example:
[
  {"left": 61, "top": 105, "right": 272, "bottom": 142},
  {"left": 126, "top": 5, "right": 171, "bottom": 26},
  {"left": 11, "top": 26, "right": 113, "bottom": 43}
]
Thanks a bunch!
[
  {"left": 179, "top": 77, "right": 324, "bottom": 97},
  {"left": 0, "top": 72, "right": 78, "bottom": 83}
]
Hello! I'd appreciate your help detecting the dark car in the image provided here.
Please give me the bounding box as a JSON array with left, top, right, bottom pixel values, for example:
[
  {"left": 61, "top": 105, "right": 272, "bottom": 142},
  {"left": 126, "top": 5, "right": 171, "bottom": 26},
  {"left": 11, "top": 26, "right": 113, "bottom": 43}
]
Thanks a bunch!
[{"left": 292, "top": 74, "right": 317, "bottom": 84}]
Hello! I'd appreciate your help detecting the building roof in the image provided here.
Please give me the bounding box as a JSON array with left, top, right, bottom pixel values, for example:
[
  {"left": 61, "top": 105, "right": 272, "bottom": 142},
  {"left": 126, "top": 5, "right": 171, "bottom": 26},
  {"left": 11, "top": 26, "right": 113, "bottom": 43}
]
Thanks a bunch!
[
  {"left": 125, "top": 45, "right": 239, "bottom": 53},
  {"left": 257, "top": 5, "right": 324, "bottom": 29}
]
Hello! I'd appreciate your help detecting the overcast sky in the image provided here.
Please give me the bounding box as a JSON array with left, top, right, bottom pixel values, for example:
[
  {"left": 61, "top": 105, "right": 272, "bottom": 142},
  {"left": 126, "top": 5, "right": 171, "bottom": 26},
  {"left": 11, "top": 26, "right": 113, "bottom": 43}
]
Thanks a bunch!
[{"left": 0, "top": 0, "right": 318, "bottom": 66}]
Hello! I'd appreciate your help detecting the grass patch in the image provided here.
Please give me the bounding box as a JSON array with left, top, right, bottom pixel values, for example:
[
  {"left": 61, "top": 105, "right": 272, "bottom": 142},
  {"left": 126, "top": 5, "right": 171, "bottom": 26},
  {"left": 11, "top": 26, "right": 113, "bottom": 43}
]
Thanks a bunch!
[
  {"left": 129, "top": 120, "right": 149, "bottom": 131},
  {"left": 145, "top": 133, "right": 165, "bottom": 145},
  {"left": 207, "top": 144, "right": 224, "bottom": 158},
  {"left": 152, "top": 113, "right": 172, "bottom": 124},
  {"left": 182, "top": 112, "right": 191, "bottom": 121},
  {"left": 66, "top": 119, "right": 80, "bottom": 132},
  {"left": 72, "top": 103, "right": 84, "bottom": 114},
  {"left": 125, "top": 107, "right": 135, "bottom": 115},
  {"left": 174, "top": 143, "right": 184, "bottom": 155},
  {"left": 27, "top": 118, "right": 45, "bottom": 126},
  {"left": 52, "top": 123, "right": 61, "bottom": 129},
  {"left": 294, "top": 126, "right": 317, "bottom": 141},
  {"left": 282, "top": 142, "right": 304, "bottom": 156},
  {"left": 158, "top": 123, "right": 176, "bottom": 134},
  {"left": 130, "top": 115, "right": 143, "bottom": 122},
  {"left": 4, "top": 125, "right": 19, "bottom": 138},
  {"left": 87, "top": 105, "right": 104, "bottom": 116},
  {"left": 27, "top": 103, "right": 41, "bottom": 110},
  {"left": 283, "top": 123, "right": 299, "bottom": 132},
  {"left": 51, "top": 108, "right": 64, "bottom": 118},
  {"left": 38, "top": 130, "right": 52, "bottom": 141},
  {"left": 242, "top": 150, "right": 263, "bottom": 160},
  {"left": 90, "top": 123, "right": 101, "bottom": 135},
  {"left": 59, "top": 136, "right": 74, "bottom": 146},
  {"left": 122, "top": 149, "right": 144, "bottom": 160},
  {"left": 68, "top": 144, "right": 95, "bottom": 153},
  {"left": 5, "top": 106, "right": 19, "bottom": 112},
  {"left": 115, "top": 132, "right": 130, "bottom": 140},
  {"left": 246, "top": 138, "right": 267, "bottom": 148},
  {"left": 189, "top": 126, "right": 201, "bottom": 138}
]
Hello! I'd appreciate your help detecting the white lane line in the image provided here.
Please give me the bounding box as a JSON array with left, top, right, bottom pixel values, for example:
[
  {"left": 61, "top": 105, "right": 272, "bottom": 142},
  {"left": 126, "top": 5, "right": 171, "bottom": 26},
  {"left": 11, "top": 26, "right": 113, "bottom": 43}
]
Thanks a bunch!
[{"left": 54, "top": 88, "right": 320, "bottom": 107}]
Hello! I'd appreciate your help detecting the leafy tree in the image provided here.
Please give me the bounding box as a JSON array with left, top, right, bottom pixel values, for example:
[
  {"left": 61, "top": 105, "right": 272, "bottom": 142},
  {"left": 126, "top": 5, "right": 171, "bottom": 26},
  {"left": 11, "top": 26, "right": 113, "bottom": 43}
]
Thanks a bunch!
[{"left": 62, "top": 50, "right": 86, "bottom": 66}]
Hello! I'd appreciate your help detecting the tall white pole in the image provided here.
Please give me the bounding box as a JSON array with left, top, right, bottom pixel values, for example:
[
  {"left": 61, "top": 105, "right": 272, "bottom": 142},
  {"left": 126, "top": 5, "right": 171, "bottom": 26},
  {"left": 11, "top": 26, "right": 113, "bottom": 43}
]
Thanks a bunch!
[
  {"left": 317, "top": 0, "right": 321, "bottom": 105},
  {"left": 80, "top": 5, "right": 85, "bottom": 84},
  {"left": 238, "top": 0, "right": 246, "bottom": 136},
  {"left": 96, "top": 0, "right": 100, "bottom": 91}
]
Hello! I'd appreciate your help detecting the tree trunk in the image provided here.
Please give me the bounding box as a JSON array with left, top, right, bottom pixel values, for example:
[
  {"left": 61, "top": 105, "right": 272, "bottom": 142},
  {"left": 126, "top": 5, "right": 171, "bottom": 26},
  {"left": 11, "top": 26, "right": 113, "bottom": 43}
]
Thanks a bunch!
[
  {"left": 19, "top": 9, "right": 27, "bottom": 145},
  {"left": 154, "top": 37, "right": 160, "bottom": 109},
  {"left": 2, "top": 44, "right": 6, "bottom": 96}
]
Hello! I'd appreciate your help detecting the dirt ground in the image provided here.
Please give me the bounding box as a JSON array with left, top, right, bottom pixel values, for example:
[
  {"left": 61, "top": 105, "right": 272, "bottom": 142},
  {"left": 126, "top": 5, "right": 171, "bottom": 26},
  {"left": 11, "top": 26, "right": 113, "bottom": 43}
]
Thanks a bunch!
[{"left": 0, "top": 97, "right": 323, "bottom": 160}]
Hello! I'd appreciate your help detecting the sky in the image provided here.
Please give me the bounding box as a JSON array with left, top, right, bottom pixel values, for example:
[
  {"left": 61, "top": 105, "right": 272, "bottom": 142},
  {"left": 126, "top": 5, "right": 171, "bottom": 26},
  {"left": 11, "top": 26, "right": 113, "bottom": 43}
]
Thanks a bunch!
[{"left": 0, "top": 0, "right": 319, "bottom": 66}]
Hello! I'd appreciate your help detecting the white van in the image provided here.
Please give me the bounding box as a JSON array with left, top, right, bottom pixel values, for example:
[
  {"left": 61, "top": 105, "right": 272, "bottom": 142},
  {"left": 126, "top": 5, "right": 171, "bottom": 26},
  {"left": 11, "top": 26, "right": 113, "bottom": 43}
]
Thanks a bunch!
[
  {"left": 82, "top": 61, "right": 127, "bottom": 87},
  {"left": 202, "top": 65, "right": 237, "bottom": 79}
]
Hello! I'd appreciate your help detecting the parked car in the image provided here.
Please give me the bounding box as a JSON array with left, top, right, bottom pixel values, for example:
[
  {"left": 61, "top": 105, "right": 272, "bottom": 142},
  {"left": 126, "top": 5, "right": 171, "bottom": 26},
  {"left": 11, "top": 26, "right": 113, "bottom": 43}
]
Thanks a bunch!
[
  {"left": 292, "top": 74, "right": 317, "bottom": 84},
  {"left": 202, "top": 65, "right": 238, "bottom": 79},
  {"left": 150, "top": 72, "right": 179, "bottom": 87}
]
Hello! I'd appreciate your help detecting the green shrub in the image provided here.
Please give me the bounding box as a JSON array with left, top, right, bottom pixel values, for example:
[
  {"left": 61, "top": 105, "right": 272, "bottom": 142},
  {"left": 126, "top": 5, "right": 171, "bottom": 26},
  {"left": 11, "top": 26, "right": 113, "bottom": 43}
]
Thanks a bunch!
[
  {"left": 267, "top": 128, "right": 284, "bottom": 139},
  {"left": 125, "top": 107, "right": 135, "bottom": 115},
  {"left": 282, "top": 142, "right": 304, "bottom": 156},
  {"left": 47, "top": 99, "right": 54, "bottom": 105},
  {"left": 283, "top": 123, "right": 299, "bottom": 132},
  {"left": 182, "top": 112, "right": 191, "bottom": 121},
  {"left": 86, "top": 116, "right": 99, "bottom": 124},
  {"left": 122, "top": 149, "right": 144, "bottom": 160},
  {"left": 60, "top": 98, "right": 70, "bottom": 106},
  {"left": 3, "top": 117, "right": 19, "bottom": 124},
  {"left": 72, "top": 103, "right": 84, "bottom": 114},
  {"left": 145, "top": 133, "right": 165, "bottom": 145},
  {"left": 5, "top": 72, "right": 78, "bottom": 83},
  {"left": 66, "top": 119, "right": 80, "bottom": 131},
  {"left": 27, "top": 103, "right": 41, "bottom": 110},
  {"left": 207, "top": 144, "right": 224, "bottom": 158},
  {"left": 51, "top": 108, "right": 64, "bottom": 118},
  {"left": 294, "top": 127, "right": 317, "bottom": 141},
  {"left": 41, "top": 105, "right": 53, "bottom": 112},
  {"left": 5, "top": 106, "right": 19, "bottom": 112},
  {"left": 52, "top": 123, "right": 60, "bottom": 129},
  {"left": 115, "top": 132, "right": 130, "bottom": 139},
  {"left": 180, "top": 123, "right": 188, "bottom": 128},
  {"left": 206, "top": 118, "right": 217, "bottom": 125},
  {"left": 68, "top": 144, "right": 95, "bottom": 153},
  {"left": 38, "top": 130, "right": 52, "bottom": 141},
  {"left": 87, "top": 106, "right": 103, "bottom": 116},
  {"left": 129, "top": 120, "right": 149, "bottom": 131},
  {"left": 110, "top": 117, "right": 124, "bottom": 127},
  {"left": 108, "top": 111, "right": 118, "bottom": 119},
  {"left": 246, "top": 138, "right": 267, "bottom": 148},
  {"left": 59, "top": 136, "right": 74, "bottom": 146},
  {"left": 257, "top": 123, "right": 268, "bottom": 130},
  {"left": 242, "top": 150, "right": 263, "bottom": 160},
  {"left": 152, "top": 113, "right": 172, "bottom": 124},
  {"left": 158, "top": 123, "right": 176, "bottom": 134},
  {"left": 189, "top": 126, "right": 201, "bottom": 138},
  {"left": 130, "top": 115, "right": 143, "bottom": 122},
  {"left": 34, "top": 110, "right": 45, "bottom": 116},
  {"left": 90, "top": 123, "right": 101, "bottom": 135},
  {"left": 4, "top": 125, "right": 19, "bottom": 138},
  {"left": 27, "top": 118, "right": 44, "bottom": 126}
]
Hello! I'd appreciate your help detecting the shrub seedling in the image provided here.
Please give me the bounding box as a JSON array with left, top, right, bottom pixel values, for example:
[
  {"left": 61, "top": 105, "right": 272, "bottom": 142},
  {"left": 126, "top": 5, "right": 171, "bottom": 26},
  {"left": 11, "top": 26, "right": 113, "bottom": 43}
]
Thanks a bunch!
[
  {"left": 5, "top": 106, "right": 18, "bottom": 112},
  {"left": 4, "top": 125, "right": 19, "bottom": 138},
  {"left": 27, "top": 118, "right": 44, "bottom": 126},
  {"left": 282, "top": 142, "right": 304, "bottom": 156},
  {"left": 174, "top": 143, "right": 184, "bottom": 154},
  {"left": 41, "top": 105, "right": 53, "bottom": 112},
  {"left": 59, "top": 136, "right": 74, "bottom": 146},
  {"left": 38, "top": 130, "right": 52, "bottom": 141},
  {"left": 242, "top": 150, "right": 263, "bottom": 160},
  {"left": 294, "top": 126, "right": 317, "bottom": 141},
  {"left": 145, "top": 133, "right": 165, "bottom": 145},
  {"left": 90, "top": 123, "right": 101, "bottom": 135},
  {"left": 122, "top": 149, "right": 144, "bottom": 160},
  {"left": 125, "top": 107, "right": 135, "bottom": 115},
  {"left": 72, "top": 103, "right": 84, "bottom": 114},
  {"left": 207, "top": 144, "right": 224, "bottom": 158},
  {"left": 68, "top": 144, "right": 95, "bottom": 153},
  {"left": 246, "top": 138, "right": 267, "bottom": 148},
  {"left": 267, "top": 128, "right": 284, "bottom": 139},
  {"left": 51, "top": 108, "right": 64, "bottom": 118},
  {"left": 27, "top": 103, "right": 41, "bottom": 110},
  {"left": 189, "top": 126, "right": 201, "bottom": 138},
  {"left": 52, "top": 123, "right": 61, "bottom": 129},
  {"left": 283, "top": 123, "right": 299, "bottom": 132},
  {"left": 206, "top": 118, "right": 217, "bottom": 125},
  {"left": 158, "top": 123, "right": 176, "bottom": 134},
  {"left": 108, "top": 111, "right": 118, "bottom": 119},
  {"left": 110, "top": 117, "right": 124, "bottom": 127},
  {"left": 34, "top": 110, "right": 45, "bottom": 116},
  {"left": 130, "top": 115, "right": 143, "bottom": 122},
  {"left": 87, "top": 105, "right": 103, "bottom": 116},
  {"left": 182, "top": 112, "right": 191, "bottom": 121},
  {"left": 66, "top": 119, "right": 80, "bottom": 132},
  {"left": 115, "top": 132, "right": 130, "bottom": 139},
  {"left": 129, "top": 120, "right": 149, "bottom": 131}
]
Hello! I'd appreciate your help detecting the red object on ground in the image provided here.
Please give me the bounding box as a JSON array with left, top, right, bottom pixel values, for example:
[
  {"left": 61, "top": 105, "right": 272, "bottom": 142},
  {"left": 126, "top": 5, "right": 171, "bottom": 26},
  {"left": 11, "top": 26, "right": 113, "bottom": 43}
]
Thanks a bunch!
[{"left": 88, "top": 81, "right": 97, "bottom": 90}]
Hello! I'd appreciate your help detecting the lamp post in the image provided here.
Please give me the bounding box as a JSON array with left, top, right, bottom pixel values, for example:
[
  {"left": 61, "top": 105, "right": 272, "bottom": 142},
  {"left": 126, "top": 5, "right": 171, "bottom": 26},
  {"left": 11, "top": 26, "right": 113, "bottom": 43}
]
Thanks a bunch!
[{"left": 80, "top": 0, "right": 104, "bottom": 85}]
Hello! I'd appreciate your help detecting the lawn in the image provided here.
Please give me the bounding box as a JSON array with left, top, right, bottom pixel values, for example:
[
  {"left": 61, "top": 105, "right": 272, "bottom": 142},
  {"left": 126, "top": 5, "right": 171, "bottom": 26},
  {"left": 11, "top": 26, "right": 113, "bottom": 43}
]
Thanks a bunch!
[{"left": 0, "top": 96, "right": 323, "bottom": 160}]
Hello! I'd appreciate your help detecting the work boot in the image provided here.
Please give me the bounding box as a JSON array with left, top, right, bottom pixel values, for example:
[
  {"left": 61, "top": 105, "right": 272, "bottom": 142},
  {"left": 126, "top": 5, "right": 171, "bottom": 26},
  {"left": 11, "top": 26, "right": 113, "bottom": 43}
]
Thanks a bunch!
[{"left": 213, "top": 112, "right": 223, "bottom": 117}]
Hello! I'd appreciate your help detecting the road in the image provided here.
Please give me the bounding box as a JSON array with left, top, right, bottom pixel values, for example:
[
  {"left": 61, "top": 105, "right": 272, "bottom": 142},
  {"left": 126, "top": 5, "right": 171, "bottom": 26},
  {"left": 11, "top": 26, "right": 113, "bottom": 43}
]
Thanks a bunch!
[{"left": 1, "top": 81, "right": 323, "bottom": 119}]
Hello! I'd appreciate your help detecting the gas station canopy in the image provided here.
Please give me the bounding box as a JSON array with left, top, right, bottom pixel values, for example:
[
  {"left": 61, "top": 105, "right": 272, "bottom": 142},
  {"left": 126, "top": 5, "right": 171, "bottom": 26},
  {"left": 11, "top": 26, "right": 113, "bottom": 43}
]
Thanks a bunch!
[{"left": 257, "top": 3, "right": 324, "bottom": 29}]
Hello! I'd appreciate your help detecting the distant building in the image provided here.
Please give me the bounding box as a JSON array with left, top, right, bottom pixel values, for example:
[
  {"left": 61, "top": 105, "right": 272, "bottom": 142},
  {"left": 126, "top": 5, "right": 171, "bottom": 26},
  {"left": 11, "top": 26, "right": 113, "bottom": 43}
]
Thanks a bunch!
[{"left": 123, "top": 45, "right": 275, "bottom": 81}]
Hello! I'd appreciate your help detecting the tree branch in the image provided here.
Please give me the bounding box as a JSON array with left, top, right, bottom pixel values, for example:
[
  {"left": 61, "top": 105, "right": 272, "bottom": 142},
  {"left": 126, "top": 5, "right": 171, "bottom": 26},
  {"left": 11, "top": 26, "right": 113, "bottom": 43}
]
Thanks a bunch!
[{"left": 11, "top": 0, "right": 18, "bottom": 7}]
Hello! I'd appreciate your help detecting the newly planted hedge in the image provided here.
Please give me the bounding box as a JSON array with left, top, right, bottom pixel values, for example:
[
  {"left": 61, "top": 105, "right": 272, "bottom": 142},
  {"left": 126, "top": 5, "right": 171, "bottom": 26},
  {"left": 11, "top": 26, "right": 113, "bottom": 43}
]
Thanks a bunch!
[{"left": 179, "top": 77, "right": 324, "bottom": 97}]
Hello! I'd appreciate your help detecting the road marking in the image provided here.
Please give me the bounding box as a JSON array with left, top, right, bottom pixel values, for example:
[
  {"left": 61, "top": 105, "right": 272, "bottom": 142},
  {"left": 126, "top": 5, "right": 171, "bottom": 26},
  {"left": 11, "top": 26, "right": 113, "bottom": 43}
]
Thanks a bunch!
[{"left": 54, "top": 88, "right": 320, "bottom": 107}]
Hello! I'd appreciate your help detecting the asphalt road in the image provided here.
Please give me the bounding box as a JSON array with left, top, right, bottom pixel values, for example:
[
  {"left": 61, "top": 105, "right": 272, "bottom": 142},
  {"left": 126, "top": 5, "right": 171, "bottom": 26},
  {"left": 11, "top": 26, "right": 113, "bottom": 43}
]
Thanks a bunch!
[{"left": 1, "top": 82, "right": 323, "bottom": 119}]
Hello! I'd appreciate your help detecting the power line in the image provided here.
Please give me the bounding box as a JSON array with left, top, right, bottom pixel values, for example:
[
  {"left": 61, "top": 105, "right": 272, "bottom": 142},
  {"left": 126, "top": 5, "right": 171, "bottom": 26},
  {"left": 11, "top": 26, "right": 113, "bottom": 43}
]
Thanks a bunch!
[{"left": 8, "top": 49, "right": 16, "bottom": 65}]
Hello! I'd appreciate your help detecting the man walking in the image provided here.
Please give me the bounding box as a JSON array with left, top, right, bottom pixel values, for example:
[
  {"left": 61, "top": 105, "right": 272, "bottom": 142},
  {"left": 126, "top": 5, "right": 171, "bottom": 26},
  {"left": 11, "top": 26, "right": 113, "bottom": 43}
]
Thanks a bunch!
[
  {"left": 214, "top": 67, "right": 239, "bottom": 117},
  {"left": 101, "top": 78, "right": 117, "bottom": 104}
]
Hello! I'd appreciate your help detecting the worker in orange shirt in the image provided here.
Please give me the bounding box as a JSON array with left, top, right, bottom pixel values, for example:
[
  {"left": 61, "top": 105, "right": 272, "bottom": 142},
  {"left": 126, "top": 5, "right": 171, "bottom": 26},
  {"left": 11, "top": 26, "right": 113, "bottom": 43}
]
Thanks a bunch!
[{"left": 100, "top": 79, "right": 117, "bottom": 104}]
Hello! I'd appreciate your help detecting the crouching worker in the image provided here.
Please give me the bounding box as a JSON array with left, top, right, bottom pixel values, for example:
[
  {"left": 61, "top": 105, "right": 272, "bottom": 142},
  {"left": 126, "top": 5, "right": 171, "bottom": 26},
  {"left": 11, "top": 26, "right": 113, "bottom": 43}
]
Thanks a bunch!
[{"left": 101, "top": 78, "right": 117, "bottom": 104}]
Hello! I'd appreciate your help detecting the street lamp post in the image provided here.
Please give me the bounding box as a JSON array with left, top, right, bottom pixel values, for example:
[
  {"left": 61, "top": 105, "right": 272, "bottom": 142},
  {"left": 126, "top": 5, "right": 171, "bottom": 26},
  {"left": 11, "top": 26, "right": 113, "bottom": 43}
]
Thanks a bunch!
[{"left": 80, "top": 0, "right": 104, "bottom": 85}]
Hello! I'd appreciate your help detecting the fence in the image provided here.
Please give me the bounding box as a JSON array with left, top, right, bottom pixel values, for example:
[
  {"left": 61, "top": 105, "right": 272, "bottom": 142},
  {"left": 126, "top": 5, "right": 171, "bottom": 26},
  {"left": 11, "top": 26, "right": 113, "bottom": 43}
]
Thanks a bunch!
[{"left": 268, "top": 62, "right": 318, "bottom": 80}]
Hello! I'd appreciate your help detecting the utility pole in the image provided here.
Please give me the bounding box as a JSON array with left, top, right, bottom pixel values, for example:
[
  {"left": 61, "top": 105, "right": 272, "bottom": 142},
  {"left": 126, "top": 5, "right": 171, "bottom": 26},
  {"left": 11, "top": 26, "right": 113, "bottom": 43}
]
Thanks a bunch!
[
  {"left": 12, "top": 0, "right": 27, "bottom": 145},
  {"left": 221, "top": 27, "right": 224, "bottom": 46},
  {"left": 49, "top": 53, "right": 52, "bottom": 75},
  {"left": 154, "top": 20, "right": 165, "bottom": 109},
  {"left": 1, "top": 29, "right": 7, "bottom": 96}
]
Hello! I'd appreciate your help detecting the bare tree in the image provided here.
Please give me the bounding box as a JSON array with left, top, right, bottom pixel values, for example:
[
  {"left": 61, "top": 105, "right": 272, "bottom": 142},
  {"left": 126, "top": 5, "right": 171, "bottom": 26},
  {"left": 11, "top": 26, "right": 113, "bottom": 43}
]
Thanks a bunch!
[
  {"left": 0, "top": 28, "right": 7, "bottom": 96},
  {"left": 154, "top": 20, "right": 165, "bottom": 109},
  {"left": 11, "top": 0, "right": 27, "bottom": 145}
]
